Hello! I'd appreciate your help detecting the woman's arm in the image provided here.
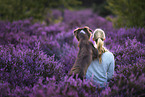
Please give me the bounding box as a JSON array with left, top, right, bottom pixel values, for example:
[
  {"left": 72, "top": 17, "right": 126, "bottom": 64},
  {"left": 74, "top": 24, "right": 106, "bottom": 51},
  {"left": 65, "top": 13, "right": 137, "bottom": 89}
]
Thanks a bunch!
[{"left": 107, "top": 55, "right": 115, "bottom": 81}]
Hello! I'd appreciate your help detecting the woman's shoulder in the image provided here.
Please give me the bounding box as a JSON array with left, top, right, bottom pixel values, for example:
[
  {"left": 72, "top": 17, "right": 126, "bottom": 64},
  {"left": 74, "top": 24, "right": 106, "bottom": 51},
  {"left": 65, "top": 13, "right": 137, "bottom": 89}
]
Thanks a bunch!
[
  {"left": 103, "top": 51, "right": 114, "bottom": 58},
  {"left": 104, "top": 51, "right": 113, "bottom": 55}
]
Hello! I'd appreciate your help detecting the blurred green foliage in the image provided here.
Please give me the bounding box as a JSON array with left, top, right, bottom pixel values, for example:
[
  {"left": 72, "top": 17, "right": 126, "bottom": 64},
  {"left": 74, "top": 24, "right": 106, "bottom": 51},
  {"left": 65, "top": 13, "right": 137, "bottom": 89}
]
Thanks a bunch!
[
  {"left": 106, "top": 0, "right": 145, "bottom": 28},
  {"left": 0, "top": 0, "right": 81, "bottom": 22},
  {"left": 79, "top": 0, "right": 112, "bottom": 17},
  {"left": 92, "top": 0, "right": 112, "bottom": 17},
  {"left": 79, "top": 0, "right": 105, "bottom": 7},
  {"left": 50, "top": 0, "right": 81, "bottom": 9}
]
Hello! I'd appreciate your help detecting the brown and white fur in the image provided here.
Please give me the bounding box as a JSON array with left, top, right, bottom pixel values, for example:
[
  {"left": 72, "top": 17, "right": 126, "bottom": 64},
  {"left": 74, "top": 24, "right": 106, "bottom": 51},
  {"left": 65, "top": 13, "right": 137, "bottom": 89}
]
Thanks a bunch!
[{"left": 69, "top": 26, "right": 98, "bottom": 79}]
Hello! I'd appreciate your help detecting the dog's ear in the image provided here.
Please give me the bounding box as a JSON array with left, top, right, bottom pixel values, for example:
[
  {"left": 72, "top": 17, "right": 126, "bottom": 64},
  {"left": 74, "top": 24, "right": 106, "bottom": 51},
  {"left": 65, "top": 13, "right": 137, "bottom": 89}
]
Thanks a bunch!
[
  {"left": 73, "top": 28, "right": 80, "bottom": 41},
  {"left": 73, "top": 29, "right": 77, "bottom": 35},
  {"left": 84, "top": 26, "right": 93, "bottom": 33},
  {"left": 89, "top": 29, "right": 93, "bottom": 33},
  {"left": 74, "top": 28, "right": 79, "bottom": 35},
  {"left": 83, "top": 26, "right": 92, "bottom": 38}
]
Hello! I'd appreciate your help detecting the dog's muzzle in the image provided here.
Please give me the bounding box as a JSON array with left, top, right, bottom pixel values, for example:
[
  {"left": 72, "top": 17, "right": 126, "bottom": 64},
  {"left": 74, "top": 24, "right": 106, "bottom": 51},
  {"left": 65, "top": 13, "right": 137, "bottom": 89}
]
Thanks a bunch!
[{"left": 80, "top": 30, "right": 86, "bottom": 34}]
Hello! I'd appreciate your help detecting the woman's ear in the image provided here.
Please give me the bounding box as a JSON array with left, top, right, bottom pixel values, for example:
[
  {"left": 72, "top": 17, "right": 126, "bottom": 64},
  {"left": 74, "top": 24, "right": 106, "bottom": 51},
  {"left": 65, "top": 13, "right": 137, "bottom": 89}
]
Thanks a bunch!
[{"left": 104, "top": 38, "right": 105, "bottom": 41}]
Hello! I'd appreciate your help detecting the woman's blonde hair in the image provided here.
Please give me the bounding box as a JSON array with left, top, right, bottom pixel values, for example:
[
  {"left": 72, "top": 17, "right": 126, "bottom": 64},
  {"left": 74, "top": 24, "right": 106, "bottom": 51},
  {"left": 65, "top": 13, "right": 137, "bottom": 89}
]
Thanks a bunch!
[{"left": 93, "top": 28, "right": 108, "bottom": 64}]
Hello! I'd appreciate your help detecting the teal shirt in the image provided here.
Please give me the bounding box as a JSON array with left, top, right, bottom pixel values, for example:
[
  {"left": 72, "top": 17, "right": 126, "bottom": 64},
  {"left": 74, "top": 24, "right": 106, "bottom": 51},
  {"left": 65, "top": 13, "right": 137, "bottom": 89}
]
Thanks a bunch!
[{"left": 86, "top": 51, "right": 115, "bottom": 87}]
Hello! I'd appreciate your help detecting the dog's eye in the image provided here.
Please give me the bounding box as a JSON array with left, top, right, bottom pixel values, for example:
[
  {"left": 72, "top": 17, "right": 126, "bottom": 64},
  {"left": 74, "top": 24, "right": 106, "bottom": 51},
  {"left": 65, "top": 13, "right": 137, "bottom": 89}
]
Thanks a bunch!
[{"left": 80, "top": 30, "right": 86, "bottom": 34}]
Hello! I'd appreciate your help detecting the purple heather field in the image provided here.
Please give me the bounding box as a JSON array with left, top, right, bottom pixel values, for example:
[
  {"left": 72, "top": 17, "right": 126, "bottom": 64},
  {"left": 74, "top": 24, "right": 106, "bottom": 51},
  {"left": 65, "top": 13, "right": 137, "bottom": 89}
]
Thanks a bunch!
[{"left": 0, "top": 9, "right": 145, "bottom": 97}]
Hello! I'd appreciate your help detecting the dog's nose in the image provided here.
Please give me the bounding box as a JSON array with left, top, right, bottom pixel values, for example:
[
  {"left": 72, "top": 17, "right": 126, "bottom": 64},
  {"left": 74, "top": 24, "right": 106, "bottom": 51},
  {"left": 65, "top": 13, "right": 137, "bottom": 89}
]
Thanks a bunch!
[{"left": 80, "top": 30, "right": 86, "bottom": 34}]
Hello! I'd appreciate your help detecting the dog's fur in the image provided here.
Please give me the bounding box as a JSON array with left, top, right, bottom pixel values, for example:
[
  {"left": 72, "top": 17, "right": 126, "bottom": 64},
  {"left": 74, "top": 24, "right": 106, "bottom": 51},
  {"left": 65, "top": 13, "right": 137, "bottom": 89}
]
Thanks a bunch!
[{"left": 69, "top": 26, "right": 98, "bottom": 79}]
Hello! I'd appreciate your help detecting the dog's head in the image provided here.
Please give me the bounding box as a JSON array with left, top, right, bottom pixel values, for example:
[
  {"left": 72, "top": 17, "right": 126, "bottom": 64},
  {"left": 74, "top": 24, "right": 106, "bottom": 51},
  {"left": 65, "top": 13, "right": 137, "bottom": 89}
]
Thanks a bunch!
[{"left": 74, "top": 26, "right": 92, "bottom": 41}]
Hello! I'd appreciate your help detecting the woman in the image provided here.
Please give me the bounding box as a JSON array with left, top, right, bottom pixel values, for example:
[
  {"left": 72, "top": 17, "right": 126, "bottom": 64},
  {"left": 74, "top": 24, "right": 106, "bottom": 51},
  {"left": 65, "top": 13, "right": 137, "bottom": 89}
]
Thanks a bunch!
[{"left": 86, "top": 28, "right": 115, "bottom": 88}]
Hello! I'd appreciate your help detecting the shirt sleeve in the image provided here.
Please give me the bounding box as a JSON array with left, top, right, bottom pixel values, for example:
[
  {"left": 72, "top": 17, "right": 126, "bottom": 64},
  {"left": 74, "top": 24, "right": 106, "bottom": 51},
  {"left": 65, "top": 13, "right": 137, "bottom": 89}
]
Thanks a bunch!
[{"left": 107, "top": 54, "right": 115, "bottom": 81}]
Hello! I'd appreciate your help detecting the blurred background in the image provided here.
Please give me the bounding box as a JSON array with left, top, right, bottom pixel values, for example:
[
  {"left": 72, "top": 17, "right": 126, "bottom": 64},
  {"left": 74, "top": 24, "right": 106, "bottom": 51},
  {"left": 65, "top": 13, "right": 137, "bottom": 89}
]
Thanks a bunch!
[
  {"left": 0, "top": 0, "right": 145, "bottom": 97},
  {"left": 0, "top": 0, "right": 145, "bottom": 28}
]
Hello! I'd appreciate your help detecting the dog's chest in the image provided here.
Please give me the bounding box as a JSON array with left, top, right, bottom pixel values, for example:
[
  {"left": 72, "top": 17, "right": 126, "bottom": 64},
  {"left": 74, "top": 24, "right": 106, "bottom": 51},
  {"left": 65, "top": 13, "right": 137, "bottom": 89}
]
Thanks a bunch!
[{"left": 79, "top": 42, "right": 93, "bottom": 54}]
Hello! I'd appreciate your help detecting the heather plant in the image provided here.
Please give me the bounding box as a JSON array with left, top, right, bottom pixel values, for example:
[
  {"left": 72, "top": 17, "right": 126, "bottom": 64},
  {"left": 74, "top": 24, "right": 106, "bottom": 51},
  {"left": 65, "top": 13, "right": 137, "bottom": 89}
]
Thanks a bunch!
[
  {"left": 10, "top": 86, "right": 32, "bottom": 97},
  {"left": 0, "top": 82, "right": 11, "bottom": 97},
  {"left": 0, "top": 9, "right": 145, "bottom": 96},
  {"left": 63, "top": 9, "right": 114, "bottom": 31},
  {"left": 0, "top": 19, "right": 34, "bottom": 45},
  {"left": 0, "top": 20, "right": 64, "bottom": 58},
  {"left": 0, "top": 43, "right": 65, "bottom": 87},
  {"left": 105, "top": 59, "right": 145, "bottom": 96},
  {"left": 0, "top": 81, "right": 32, "bottom": 97},
  {"left": 110, "top": 28, "right": 145, "bottom": 44},
  {"left": 113, "top": 38, "right": 145, "bottom": 66},
  {"left": 30, "top": 76, "right": 100, "bottom": 97},
  {"left": 59, "top": 43, "right": 78, "bottom": 74}
]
